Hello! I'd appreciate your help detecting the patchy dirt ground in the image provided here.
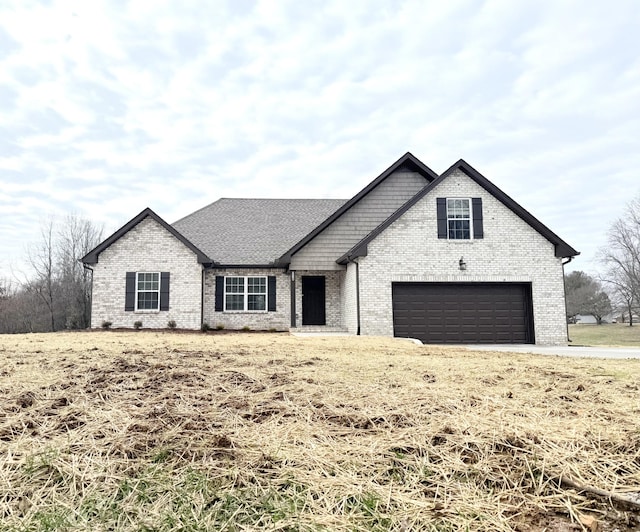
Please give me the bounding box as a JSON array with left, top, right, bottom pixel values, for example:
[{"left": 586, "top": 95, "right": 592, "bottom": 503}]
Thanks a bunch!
[{"left": 1, "top": 331, "right": 639, "bottom": 531}]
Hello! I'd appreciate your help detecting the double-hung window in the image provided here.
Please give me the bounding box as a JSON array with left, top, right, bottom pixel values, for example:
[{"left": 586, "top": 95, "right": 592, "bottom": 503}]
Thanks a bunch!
[
  {"left": 136, "top": 272, "right": 160, "bottom": 310},
  {"left": 447, "top": 198, "right": 472, "bottom": 240},
  {"left": 225, "top": 276, "right": 267, "bottom": 311}
]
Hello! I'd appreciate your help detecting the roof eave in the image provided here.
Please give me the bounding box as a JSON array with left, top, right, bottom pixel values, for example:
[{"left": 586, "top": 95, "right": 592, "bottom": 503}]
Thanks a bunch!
[
  {"left": 207, "top": 263, "right": 289, "bottom": 269},
  {"left": 337, "top": 244, "right": 368, "bottom": 265},
  {"left": 451, "top": 161, "right": 580, "bottom": 259},
  {"left": 81, "top": 208, "right": 214, "bottom": 265}
]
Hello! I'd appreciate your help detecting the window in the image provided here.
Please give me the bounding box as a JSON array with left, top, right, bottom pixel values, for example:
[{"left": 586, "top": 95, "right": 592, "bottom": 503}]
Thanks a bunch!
[
  {"left": 447, "top": 198, "right": 472, "bottom": 240},
  {"left": 125, "top": 272, "right": 169, "bottom": 312},
  {"left": 136, "top": 272, "right": 160, "bottom": 310},
  {"left": 224, "top": 276, "right": 267, "bottom": 311},
  {"left": 437, "top": 197, "right": 483, "bottom": 240}
]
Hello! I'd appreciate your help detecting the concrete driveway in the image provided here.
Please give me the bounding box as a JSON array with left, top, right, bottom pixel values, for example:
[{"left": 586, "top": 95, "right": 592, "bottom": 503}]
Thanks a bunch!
[{"left": 464, "top": 344, "right": 640, "bottom": 359}]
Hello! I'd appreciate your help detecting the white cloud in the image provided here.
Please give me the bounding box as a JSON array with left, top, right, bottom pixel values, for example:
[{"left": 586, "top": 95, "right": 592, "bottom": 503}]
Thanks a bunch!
[{"left": 0, "top": 0, "right": 639, "bottom": 279}]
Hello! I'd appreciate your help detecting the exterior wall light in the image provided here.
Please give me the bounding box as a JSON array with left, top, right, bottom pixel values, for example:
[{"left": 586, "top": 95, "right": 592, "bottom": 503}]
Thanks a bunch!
[{"left": 459, "top": 257, "right": 467, "bottom": 271}]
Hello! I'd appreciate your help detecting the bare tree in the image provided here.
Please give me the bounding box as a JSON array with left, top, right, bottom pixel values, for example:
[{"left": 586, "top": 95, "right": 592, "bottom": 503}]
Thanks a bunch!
[
  {"left": 15, "top": 214, "right": 104, "bottom": 333},
  {"left": 600, "top": 195, "right": 640, "bottom": 326},
  {"left": 600, "top": 268, "right": 635, "bottom": 326},
  {"left": 57, "top": 214, "right": 103, "bottom": 328},
  {"left": 26, "top": 218, "right": 57, "bottom": 331}
]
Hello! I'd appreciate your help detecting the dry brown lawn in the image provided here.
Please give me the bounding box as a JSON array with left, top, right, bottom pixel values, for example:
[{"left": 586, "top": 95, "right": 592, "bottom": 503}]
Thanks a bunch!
[{"left": 1, "top": 331, "right": 640, "bottom": 531}]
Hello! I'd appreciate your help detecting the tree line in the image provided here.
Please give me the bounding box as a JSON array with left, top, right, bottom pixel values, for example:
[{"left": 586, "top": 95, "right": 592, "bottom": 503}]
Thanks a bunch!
[
  {"left": 0, "top": 215, "right": 103, "bottom": 334},
  {"left": 566, "top": 194, "right": 640, "bottom": 326}
]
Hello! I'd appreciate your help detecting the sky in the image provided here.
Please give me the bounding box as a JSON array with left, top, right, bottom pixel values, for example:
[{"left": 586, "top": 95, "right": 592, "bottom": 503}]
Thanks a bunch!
[{"left": 1, "top": 0, "right": 639, "bottom": 281}]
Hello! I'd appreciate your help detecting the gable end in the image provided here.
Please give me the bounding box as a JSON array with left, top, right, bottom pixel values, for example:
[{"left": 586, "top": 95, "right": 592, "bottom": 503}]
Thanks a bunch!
[
  {"left": 338, "top": 159, "right": 579, "bottom": 263},
  {"left": 277, "top": 152, "right": 438, "bottom": 265},
  {"left": 81, "top": 207, "right": 214, "bottom": 265}
]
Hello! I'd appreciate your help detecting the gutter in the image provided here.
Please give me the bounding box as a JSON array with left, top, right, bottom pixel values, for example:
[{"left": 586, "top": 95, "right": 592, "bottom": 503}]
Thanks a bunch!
[{"left": 561, "top": 256, "right": 574, "bottom": 342}]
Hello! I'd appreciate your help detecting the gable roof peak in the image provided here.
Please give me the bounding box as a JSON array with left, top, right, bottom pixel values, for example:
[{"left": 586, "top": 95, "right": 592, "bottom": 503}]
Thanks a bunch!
[
  {"left": 337, "top": 157, "right": 579, "bottom": 261},
  {"left": 277, "top": 152, "right": 438, "bottom": 263},
  {"left": 81, "top": 207, "right": 213, "bottom": 265}
]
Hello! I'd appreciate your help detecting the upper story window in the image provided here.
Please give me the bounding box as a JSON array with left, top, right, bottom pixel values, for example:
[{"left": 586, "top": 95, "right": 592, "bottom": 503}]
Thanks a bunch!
[
  {"left": 437, "top": 197, "right": 483, "bottom": 240},
  {"left": 447, "top": 198, "right": 472, "bottom": 240},
  {"left": 136, "top": 272, "right": 160, "bottom": 310},
  {"left": 225, "top": 276, "right": 267, "bottom": 311}
]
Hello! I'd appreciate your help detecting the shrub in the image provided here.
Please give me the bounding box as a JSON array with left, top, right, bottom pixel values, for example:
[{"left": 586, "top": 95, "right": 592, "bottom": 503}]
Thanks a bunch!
[
  {"left": 101, "top": 321, "right": 112, "bottom": 330},
  {"left": 167, "top": 320, "right": 177, "bottom": 329},
  {"left": 215, "top": 323, "right": 225, "bottom": 330},
  {"left": 133, "top": 321, "right": 143, "bottom": 330},
  {"left": 242, "top": 325, "right": 251, "bottom": 332},
  {"left": 269, "top": 327, "right": 277, "bottom": 333},
  {"left": 201, "top": 322, "right": 211, "bottom": 332}
]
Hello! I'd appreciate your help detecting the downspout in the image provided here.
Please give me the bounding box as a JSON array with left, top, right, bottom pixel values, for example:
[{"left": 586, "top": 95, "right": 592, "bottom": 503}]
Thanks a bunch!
[
  {"left": 561, "top": 256, "right": 574, "bottom": 342},
  {"left": 347, "top": 256, "right": 361, "bottom": 335},
  {"left": 201, "top": 267, "right": 206, "bottom": 328},
  {"left": 290, "top": 270, "right": 296, "bottom": 328},
  {"left": 82, "top": 264, "right": 94, "bottom": 329}
]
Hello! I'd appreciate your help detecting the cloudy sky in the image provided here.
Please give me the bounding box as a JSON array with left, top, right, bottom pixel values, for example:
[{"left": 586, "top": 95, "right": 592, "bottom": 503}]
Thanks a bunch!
[{"left": 1, "top": 0, "right": 639, "bottom": 280}]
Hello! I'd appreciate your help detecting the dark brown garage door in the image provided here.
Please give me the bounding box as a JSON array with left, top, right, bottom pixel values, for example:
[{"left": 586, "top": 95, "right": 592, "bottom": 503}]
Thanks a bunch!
[{"left": 392, "top": 283, "right": 534, "bottom": 344}]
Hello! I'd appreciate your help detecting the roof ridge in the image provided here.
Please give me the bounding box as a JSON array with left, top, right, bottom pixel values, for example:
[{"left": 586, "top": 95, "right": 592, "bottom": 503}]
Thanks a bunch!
[{"left": 172, "top": 198, "right": 224, "bottom": 225}]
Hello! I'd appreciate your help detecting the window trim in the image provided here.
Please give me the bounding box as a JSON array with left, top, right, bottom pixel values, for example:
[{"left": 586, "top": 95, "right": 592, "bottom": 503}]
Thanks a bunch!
[
  {"left": 223, "top": 275, "right": 268, "bottom": 313},
  {"left": 135, "top": 271, "right": 161, "bottom": 312},
  {"left": 446, "top": 197, "right": 473, "bottom": 240}
]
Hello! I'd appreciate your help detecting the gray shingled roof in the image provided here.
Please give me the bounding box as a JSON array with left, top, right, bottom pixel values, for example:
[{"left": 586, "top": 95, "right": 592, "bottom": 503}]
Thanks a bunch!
[{"left": 172, "top": 198, "right": 347, "bottom": 265}]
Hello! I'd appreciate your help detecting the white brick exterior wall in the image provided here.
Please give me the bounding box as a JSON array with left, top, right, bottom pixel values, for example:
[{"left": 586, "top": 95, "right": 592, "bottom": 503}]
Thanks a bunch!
[
  {"left": 357, "top": 169, "right": 568, "bottom": 345},
  {"left": 203, "top": 269, "right": 290, "bottom": 330},
  {"left": 91, "top": 217, "right": 203, "bottom": 329}
]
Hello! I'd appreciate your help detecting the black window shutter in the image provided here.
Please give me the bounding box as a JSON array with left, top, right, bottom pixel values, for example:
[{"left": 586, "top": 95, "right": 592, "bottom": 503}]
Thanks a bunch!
[
  {"left": 472, "top": 198, "right": 483, "bottom": 239},
  {"left": 268, "top": 276, "right": 276, "bottom": 311},
  {"left": 215, "top": 276, "right": 224, "bottom": 312},
  {"left": 125, "top": 272, "right": 136, "bottom": 311},
  {"left": 436, "top": 198, "right": 447, "bottom": 239},
  {"left": 160, "top": 272, "right": 170, "bottom": 311}
]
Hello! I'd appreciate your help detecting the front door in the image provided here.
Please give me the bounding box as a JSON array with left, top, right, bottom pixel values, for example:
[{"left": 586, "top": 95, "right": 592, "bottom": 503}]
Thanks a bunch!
[{"left": 302, "top": 276, "right": 326, "bottom": 325}]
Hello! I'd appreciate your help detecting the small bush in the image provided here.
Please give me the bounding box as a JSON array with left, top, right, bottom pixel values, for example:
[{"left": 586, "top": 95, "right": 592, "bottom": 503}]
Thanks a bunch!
[
  {"left": 215, "top": 323, "right": 225, "bottom": 330},
  {"left": 201, "top": 322, "right": 210, "bottom": 332},
  {"left": 133, "top": 321, "right": 143, "bottom": 330},
  {"left": 269, "top": 327, "right": 277, "bottom": 333},
  {"left": 242, "top": 325, "right": 251, "bottom": 332},
  {"left": 167, "top": 320, "right": 177, "bottom": 329},
  {"left": 101, "top": 321, "right": 112, "bottom": 330}
]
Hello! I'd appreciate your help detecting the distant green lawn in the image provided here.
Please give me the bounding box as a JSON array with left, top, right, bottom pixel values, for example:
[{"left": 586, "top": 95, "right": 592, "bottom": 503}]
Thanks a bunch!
[{"left": 569, "top": 322, "right": 640, "bottom": 347}]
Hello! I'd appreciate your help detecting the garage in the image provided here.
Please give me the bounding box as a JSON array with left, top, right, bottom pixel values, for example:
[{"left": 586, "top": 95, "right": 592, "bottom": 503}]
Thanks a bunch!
[{"left": 392, "top": 282, "right": 534, "bottom": 344}]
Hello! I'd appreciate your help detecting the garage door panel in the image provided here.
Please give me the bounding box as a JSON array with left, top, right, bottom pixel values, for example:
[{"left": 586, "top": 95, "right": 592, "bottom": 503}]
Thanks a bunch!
[{"left": 392, "top": 283, "right": 534, "bottom": 344}]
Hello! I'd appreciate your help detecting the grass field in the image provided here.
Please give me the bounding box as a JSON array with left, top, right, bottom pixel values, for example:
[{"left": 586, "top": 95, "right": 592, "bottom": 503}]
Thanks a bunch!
[
  {"left": 569, "top": 323, "right": 640, "bottom": 346},
  {"left": 1, "top": 331, "right": 640, "bottom": 531}
]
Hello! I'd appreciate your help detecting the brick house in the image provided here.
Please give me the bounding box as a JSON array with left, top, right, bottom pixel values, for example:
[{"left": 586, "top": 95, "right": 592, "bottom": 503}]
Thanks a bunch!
[{"left": 82, "top": 153, "right": 579, "bottom": 344}]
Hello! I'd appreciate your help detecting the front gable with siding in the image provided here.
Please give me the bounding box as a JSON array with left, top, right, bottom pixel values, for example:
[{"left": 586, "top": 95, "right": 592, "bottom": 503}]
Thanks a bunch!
[{"left": 83, "top": 153, "right": 578, "bottom": 344}]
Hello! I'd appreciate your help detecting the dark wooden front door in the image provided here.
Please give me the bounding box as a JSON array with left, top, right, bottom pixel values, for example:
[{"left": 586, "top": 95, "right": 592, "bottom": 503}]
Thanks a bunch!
[{"left": 302, "top": 276, "right": 326, "bottom": 325}]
